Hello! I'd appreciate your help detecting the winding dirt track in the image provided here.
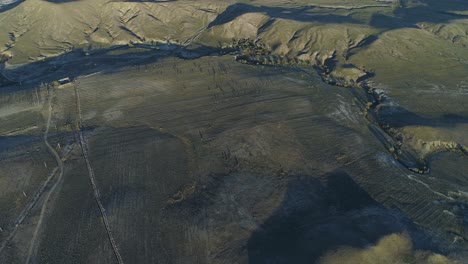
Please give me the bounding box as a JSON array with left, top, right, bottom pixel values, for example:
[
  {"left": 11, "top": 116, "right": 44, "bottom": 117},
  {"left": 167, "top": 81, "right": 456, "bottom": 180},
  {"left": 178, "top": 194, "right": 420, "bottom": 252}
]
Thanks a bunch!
[
  {"left": 74, "top": 82, "right": 124, "bottom": 264},
  {"left": 24, "top": 92, "right": 65, "bottom": 264},
  {"left": 0, "top": 92, "right": 63, "bottom": 259}
]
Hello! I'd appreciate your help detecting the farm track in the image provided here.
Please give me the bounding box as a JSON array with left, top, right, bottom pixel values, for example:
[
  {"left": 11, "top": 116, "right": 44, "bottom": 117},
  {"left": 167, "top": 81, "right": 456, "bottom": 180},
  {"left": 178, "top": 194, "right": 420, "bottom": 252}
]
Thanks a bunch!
[
  {"left": 182, "top": 24, "right": 209, "bottom": 46},
  {"left": 0, "top": 92, "right": 65, "bottom": 259},
  {"left": 69, "top": 55, "right": 468, "bottom": 249},
  {"left": 74, "top": 83, "right": 124, "bottom": 264},
  {"left": 25, "top": 92, "right": 65, "bottom": 264}
]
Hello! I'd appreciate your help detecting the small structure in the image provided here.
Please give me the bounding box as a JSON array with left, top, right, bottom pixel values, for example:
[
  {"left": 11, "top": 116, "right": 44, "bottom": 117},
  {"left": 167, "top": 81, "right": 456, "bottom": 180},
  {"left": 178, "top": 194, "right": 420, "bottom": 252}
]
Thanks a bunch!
[{"left": 58, "top": 77, "right": 71, "bottom": 85}]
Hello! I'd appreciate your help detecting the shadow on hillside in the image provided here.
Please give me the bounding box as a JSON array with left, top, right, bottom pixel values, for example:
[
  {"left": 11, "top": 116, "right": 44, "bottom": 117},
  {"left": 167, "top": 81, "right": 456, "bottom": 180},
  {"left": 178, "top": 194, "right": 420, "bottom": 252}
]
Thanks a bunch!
[
  {"left": 371, "top": 0, "right": 468, "bottom": 29},
  {"left": 247, "top": 171, "right": 443, "bottom": 264},
  {"left": 0, "top": 0, "right": 23, "bottom": 13},
  {"left": 376, "top": 105, "right": 468, "bottom": 129},
  {"left": 0, "top": 43, "right": 219, "bottom": 92},
  {"left": 207, "top": 3, "right": 362, "bottom": 29},
  {"left": 208, "top": 1, "right": 468, "bottom": 32}
]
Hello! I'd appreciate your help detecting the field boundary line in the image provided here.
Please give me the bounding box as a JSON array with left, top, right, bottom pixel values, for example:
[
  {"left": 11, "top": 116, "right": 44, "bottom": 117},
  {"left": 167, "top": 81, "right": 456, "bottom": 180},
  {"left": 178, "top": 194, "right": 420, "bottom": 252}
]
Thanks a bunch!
[{"left": 74, "top": 82, "right": 124, "bottom": 264}]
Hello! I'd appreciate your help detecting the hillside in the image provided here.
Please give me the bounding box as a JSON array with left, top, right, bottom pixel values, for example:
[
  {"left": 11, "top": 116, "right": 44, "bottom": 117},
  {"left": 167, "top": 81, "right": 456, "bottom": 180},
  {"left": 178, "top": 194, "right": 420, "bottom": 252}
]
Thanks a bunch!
[{"left": 0, "top": 1, "right": 467, "bottom": 263}]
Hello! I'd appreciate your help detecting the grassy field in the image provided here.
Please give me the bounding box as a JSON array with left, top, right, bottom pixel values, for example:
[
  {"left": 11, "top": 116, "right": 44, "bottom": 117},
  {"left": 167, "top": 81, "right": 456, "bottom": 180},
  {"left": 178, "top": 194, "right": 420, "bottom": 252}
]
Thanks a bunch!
[
  {"left": 3, "top": 55, "right": 457, "bottom": 263},
  {"left": 0, "top": 0, "right": 466, "bottom": 262}
]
